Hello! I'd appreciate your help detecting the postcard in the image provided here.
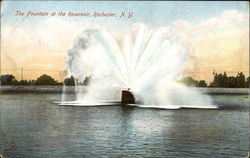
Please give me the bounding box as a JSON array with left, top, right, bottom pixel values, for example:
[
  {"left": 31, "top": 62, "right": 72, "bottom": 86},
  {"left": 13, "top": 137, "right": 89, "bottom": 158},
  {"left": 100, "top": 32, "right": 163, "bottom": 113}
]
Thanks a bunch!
[{"left": 0, "top": 1, "right": 249, "bottom": 158}]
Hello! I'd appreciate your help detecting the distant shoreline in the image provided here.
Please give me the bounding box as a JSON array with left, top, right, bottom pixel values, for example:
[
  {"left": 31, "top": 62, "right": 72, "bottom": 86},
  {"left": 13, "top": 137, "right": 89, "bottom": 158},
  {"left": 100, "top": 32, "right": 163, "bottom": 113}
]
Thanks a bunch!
[
  {"left": 0, "top": 85, "right": 75, "bottom": 93},
  {"left": 0, "top": 85, "right": 249, "bottom": 94}
]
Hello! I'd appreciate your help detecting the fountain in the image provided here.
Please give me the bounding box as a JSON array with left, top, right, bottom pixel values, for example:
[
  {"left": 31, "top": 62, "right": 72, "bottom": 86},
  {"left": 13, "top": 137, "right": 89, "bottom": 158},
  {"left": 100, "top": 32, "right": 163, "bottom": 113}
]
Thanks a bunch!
[
  {"left": 121, "top": 89, "right": 135, "bottom": 104},
  {"left": 59, "top": 24, "right": 217, "bottom": 109}
]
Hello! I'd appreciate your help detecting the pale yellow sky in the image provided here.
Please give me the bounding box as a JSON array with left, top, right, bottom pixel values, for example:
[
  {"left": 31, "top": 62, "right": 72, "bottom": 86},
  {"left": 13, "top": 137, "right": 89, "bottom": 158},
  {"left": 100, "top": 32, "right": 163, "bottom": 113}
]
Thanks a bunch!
[{"left": 1, "top": 2, "right": 249, "bottom": 83}]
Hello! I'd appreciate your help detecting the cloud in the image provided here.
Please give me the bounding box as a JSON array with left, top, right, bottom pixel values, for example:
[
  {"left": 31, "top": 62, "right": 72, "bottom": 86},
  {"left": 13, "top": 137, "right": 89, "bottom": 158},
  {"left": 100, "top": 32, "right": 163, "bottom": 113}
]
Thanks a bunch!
[
  {"left": 1, "top": 18, "right": 86, "bottom": 72},
  {"left": 168, "top": 9, "right": 248, "bottom": 42},
  {"left": 167, "top": 10, "right": 249, "bottom": 81}
]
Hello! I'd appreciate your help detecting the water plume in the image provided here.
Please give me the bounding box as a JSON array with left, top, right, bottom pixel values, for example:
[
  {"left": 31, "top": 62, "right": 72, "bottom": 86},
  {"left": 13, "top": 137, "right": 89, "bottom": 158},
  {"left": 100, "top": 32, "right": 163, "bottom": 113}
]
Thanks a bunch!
[{"left": 63, "top": 24, "right": 215, "bottom": 109}]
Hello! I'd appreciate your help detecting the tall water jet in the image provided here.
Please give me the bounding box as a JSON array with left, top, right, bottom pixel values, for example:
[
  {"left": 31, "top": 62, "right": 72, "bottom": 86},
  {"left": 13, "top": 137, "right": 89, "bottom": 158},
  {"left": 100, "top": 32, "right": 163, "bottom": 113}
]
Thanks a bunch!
[{"left": 63, "top": 24, "right": 215, "bottom": 109}]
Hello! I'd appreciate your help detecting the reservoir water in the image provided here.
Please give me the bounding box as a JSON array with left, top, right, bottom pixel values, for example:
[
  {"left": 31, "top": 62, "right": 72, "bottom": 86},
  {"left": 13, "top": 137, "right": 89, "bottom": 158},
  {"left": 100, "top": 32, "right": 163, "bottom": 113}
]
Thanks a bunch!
[{"left": 0, "top": 93, "right": 249, "bottom": 158}]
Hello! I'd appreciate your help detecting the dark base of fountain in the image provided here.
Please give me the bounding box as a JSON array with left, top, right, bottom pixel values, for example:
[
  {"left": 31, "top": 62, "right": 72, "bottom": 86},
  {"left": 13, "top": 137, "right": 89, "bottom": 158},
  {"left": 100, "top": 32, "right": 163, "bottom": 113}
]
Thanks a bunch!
[{"left": 121, "top": 90, "right": 135, "bottom": 104}]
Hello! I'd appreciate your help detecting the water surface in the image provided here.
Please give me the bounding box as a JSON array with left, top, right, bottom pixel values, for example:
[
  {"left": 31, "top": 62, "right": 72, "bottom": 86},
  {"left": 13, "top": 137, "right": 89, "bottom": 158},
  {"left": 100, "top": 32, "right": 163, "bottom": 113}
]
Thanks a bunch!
[{"left": 0, "top": 93, "right": 249, "bottom": 158}]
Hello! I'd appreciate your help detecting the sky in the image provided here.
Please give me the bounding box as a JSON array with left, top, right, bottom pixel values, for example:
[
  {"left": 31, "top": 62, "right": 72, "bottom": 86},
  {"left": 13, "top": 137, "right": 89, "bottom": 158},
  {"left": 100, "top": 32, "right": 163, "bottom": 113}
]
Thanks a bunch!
[{"left": 1, "top": 1, "right": 249, "bottom": 82}]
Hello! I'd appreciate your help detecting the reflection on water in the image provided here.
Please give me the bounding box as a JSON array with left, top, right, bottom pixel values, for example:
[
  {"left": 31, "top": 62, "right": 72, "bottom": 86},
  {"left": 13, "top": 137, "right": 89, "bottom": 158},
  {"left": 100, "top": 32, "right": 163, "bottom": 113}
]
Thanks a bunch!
[{"left": 0, "top": 94, "right": 249, "bottom": 158}]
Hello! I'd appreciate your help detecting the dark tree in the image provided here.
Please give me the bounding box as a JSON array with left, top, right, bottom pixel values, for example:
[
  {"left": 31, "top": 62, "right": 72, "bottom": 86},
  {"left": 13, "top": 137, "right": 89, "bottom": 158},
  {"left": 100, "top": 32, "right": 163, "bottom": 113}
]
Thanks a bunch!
[
  {"left": 0, "top": 74, "right": 16, "bottom": 85},
  {"left": 212, "top": 72, "right": 229, "bottom": 87},
  {"left": 198, "top": 80, "right": 207, "bottom": 87},
  {"left": 236, "top": 72, "right": 245, "bottom": 88},
  {"left": 36, "top": 74, "right": 58, "bottom": 85},
  {"left": 221, "top": 72, "right": 229, "bottom": 87},
  {"left": 64, "top": 76, "right": 75, "bottom": 86},
  {"left": 19, "top": 80, "right": 29, "bottom": 85},
  {"left": 211, "top": 73, "right": 220, "bottom": 87},
  {"left": 228, "top": 76, "right": 237, "bottom": 88}
]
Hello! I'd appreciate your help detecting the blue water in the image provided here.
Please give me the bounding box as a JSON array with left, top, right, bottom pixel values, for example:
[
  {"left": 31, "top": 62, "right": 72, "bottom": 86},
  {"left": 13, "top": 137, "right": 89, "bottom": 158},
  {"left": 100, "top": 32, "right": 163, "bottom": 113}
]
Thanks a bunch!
[{"left": 0, "top": 93, "right": 249, "bottom": 158}]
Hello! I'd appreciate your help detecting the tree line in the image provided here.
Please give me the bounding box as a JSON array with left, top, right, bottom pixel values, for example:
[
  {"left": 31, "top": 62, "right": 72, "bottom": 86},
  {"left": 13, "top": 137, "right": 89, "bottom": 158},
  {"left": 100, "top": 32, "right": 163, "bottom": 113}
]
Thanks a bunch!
[
  {"left": 0, "top": 74, "right": 90, "bottom": 86},
  {"left": 0, "top": 74, "right": 60, "bottom": 85},
  {"left": 209, "top": 72, "right": 249, "bottom": 88},
  {"left": 0, "top": 72, "right": 249, "bottom": 88},
  {"left": 178, "top": 72, "right": 249, "bottom": 88}
]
